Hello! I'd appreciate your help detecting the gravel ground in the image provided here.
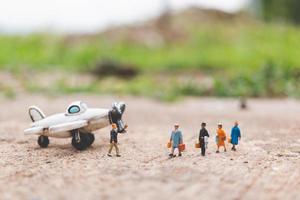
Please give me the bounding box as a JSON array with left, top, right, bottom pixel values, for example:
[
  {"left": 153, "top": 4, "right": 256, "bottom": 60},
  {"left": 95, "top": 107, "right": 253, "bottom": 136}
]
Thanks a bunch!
[{"left": 0, "top": 95, "right": 299, "bottom": 200}]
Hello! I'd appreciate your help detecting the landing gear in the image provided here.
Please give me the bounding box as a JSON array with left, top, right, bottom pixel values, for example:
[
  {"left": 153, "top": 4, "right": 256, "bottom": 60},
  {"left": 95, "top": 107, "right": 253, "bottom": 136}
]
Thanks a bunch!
[
  {"left": 72, "top": 131, "right": 90, "bottom": 151},
  {"left": 71, "top": 130, "right": 95, "bottom": 150},
  {"left": 87, "top": 133, "right": 95, "bottom": 146},
  {"left": 38, "top": 135, "right": 49, "bottom": 148}
]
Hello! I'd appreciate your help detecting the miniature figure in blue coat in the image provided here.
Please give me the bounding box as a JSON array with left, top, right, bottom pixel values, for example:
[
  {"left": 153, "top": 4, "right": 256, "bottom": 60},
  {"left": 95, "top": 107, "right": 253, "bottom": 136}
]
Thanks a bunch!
[
  {"left": 169, "top": 124, "right": 183, "bottom": 158},
  {"left": 231, "top": 121, "right": 241, "bottom": 151}
]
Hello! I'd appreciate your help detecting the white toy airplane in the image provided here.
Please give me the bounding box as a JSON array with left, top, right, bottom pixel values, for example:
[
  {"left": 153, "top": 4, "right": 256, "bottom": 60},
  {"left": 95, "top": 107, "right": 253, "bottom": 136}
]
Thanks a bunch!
[{"left": 24, "top": 101, "right": 127, "bottom": 150}]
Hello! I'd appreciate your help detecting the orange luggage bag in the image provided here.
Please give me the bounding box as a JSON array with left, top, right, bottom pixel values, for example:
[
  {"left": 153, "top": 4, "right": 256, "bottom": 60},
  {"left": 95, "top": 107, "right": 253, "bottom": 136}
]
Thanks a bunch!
[
  {"left": 195, "top": 143, "right": 201, "bottom": 148},
  {"left": 179, "top": 143, "right": 186, "bottom": 151},
  {"left": 167, "top": 142, "right": 171, "bottom": 148}
]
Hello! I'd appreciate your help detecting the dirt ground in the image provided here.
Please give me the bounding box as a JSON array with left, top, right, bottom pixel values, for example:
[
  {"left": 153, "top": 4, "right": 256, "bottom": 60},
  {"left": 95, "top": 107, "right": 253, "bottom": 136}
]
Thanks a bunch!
[{"left": 0, "top": 95, "right": 299, "bottom": 200}]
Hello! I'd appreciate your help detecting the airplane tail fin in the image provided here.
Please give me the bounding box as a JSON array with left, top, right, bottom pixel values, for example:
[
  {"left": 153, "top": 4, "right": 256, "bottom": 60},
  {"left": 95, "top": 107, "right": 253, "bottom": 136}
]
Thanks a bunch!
[{"left": 29, "top": 106, "right": 46, "bottom": 122}]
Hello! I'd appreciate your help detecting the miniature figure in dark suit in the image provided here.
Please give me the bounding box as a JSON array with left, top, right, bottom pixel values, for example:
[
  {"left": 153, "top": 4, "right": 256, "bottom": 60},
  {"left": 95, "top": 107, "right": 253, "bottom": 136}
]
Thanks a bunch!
[
  {"left": 199, "top": 122, "right": 209, "bottom": 156},
  {"left": 108, "top": 123, "right": 121, "bottom": 157}
]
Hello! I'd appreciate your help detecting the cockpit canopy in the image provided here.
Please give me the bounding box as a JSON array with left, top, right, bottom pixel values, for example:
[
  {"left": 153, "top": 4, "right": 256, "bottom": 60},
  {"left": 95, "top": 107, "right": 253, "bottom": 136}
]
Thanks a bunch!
[{"left": 66, "top": 101, "right": 88, "bottom": 115}]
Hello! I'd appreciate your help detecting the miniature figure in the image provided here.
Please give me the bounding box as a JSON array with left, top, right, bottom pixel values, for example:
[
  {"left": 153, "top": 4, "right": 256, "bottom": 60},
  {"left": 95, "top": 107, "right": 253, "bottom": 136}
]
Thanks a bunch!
[
  {"left": 240, "top": 97, "right": 248, "bottom": 110},
  {"left": 199, "top": 122, "right": 209, "bottom": 156},
  {"left": 216, "top": 123, "right": 227, "bottom": 153},
  {"left": 230, "top": 121, "right": 241, "bottom": 151},
  {"left": 169, "top": 123, "right": 183, "bottom": 158},
  {"left": 24, "top": 101, "right": 127, "bottom": 150},
  {"left": 107, "top": 123, "right": 121, "bottom": 157}
]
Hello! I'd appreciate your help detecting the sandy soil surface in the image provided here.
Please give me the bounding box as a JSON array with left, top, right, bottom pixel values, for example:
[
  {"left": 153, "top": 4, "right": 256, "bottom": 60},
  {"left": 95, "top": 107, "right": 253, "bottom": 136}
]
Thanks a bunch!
[{"left": 0, "top": 95, "right": 299, "bottom": 200}]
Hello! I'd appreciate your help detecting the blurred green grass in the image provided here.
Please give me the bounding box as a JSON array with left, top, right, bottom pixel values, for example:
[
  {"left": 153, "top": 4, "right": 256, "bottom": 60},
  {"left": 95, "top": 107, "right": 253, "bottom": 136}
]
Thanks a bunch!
[
  {"left": 1, "top": 24, "right": 300, "bottom": 72},
  {"left": 1, "top": 23, "right": 300, "bottom": 100}
]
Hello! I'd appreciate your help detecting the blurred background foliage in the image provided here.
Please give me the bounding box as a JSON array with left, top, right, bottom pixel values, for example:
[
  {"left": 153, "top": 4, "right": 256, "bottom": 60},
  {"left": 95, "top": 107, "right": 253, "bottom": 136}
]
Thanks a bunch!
[
  {"left": 257, "top": 0, "right": 300, "bottom": 23},
  {"left": 1, "top": 0, "right": 300, "bottom": 100}
]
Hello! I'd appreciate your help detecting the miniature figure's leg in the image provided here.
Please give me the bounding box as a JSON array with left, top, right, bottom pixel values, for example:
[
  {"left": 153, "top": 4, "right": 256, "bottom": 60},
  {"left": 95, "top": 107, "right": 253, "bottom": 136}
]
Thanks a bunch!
[
  {"left": 216, "top": 145, "right": 220, "bottom": 153},
  {"left": 169, "top": 147, "right": 175, "bottom": 157},
  {"left": 108, "top": 143, "right": 113, "bottom": 154},
  {"left": 232, "top": 145, "right": 236, "bottom": 151},
  {"left": 201, "top": 145, "right": 205, "bottom": 156},
  {"left": 200, "top": 139, "right": 205, "bottom": 156},
  {"left": 114, "top": 143, "right": 120, "bottom": 155}
]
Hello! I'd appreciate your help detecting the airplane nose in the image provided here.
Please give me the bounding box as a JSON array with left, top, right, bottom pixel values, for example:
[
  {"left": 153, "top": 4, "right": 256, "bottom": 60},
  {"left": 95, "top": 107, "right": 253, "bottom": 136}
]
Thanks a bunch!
[
  {"left": 112, "top": 102, "right": 126, "bottom": 115},
  {"left": 119, "top": 103, "right": 126, "bottom": 114},
  {"left": 110, "top": 102, "right": 126, "bottom": 133}
]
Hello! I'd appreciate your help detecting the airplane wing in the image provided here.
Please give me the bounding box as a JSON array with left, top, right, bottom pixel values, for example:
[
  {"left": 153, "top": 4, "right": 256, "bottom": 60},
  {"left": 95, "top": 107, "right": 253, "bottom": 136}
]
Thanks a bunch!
[
  {"left": 24, "top": 120, "right": 88, "bottom": 135},
  {"left": 24, "top": 126, "right": 44, "bottom": 135},
  {"left": 49, "top": 120, "right": 88, "bottom": 134}
]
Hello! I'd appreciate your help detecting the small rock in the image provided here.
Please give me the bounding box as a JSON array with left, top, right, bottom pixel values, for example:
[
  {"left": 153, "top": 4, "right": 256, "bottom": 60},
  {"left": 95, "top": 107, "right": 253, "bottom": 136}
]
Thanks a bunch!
[{"left": 244, "top": 161, "right": 248, "bottom": 164}]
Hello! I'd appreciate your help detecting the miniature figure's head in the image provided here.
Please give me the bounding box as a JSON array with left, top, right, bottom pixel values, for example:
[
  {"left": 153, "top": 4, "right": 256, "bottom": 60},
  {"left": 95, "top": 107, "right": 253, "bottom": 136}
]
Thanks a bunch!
[
  {"left": 201, "top": 122, "right": 206, "bottom": 128},
  {"left": 218, "top": 123, "right": 222, "bottom": 129},
  {"left": 234, "top": 121, "right": 239, "bottom": 126},
  {"left": 112, "top": 123, "right": 117, "bottom": 129},
  {"left": 174, "top": 124, "right": 179, "bottom": 130}
]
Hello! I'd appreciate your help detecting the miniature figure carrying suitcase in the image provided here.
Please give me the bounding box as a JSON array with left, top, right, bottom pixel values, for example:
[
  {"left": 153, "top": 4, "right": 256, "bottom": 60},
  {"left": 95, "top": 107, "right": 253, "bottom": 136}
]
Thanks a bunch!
[
  {"left": 167, "top": 142, "right": 171, "bottom": 148},
  {"left": 179, "top": 143, "right": 186, "bottom": 151}
]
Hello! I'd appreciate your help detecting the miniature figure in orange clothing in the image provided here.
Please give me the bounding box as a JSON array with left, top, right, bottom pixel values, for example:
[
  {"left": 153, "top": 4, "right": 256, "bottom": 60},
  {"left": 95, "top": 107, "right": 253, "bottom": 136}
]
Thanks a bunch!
[{"left": 216, "top": 123, "right": 227, "bottom": 153}]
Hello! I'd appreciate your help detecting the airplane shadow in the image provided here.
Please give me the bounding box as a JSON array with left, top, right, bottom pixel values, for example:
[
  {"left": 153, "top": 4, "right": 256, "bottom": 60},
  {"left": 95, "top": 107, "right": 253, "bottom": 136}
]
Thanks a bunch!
[{"left": 32, "top": 143, "right": 108, "bottom": 155}]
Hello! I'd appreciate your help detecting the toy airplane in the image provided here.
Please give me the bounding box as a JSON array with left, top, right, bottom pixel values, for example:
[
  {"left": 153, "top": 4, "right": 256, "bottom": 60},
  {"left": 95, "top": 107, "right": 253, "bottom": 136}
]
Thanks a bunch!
[{"left": 24, "top": 101, "right": 127, "bottom": 150}]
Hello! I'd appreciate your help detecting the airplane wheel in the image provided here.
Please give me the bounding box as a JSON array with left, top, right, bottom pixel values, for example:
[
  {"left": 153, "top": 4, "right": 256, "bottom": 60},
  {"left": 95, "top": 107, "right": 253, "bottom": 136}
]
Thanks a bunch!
[
  {"left": 88, "top": 133, "right": 95, "bottom": 146},
  {"left": 72, "top": 132, "right": 90, "bottom": 151},
  {"left": 38, "top": 136, "right": 49, "bottom": 148}
]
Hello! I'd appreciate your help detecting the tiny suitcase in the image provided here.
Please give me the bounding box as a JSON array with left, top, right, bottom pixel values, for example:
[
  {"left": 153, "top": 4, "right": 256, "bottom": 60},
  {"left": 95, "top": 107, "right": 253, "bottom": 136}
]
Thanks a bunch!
[
  {"left": 195, "top": 143, "right": 201, "bottom": 148},
  {"left": 167, "top": 142, "right": 171, "bottom": 148},
  {"left": 179, "top": 143, "right": 186, "bottom": 151}
]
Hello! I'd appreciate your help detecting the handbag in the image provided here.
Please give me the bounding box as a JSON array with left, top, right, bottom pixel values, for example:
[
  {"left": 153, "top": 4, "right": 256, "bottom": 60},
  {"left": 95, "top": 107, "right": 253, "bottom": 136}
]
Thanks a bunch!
[
  {"left": 167, "top": 142, "right": 171, "bottom": 148},
  {"left": 179, "top": 143, "right": 186, "bottom": 151}
]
